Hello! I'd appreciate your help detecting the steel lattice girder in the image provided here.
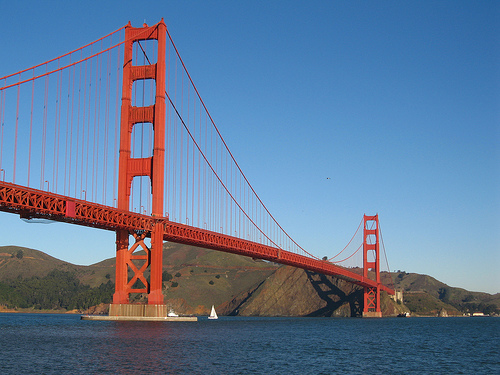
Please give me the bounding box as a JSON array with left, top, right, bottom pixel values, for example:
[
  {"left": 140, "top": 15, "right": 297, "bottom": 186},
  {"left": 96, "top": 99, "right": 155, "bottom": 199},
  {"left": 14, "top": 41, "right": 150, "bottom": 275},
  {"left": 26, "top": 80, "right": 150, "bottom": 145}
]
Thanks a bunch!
[{"left": 0, "top": 181, "right": 394, "bottom": 295}]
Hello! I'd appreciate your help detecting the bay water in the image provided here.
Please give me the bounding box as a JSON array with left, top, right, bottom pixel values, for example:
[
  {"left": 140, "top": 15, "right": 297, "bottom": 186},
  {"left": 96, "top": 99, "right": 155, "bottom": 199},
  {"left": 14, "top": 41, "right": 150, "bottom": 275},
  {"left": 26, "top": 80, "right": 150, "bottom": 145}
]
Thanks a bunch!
[{"left": 0, "top": 313, "right": 498, "bottom": 374}]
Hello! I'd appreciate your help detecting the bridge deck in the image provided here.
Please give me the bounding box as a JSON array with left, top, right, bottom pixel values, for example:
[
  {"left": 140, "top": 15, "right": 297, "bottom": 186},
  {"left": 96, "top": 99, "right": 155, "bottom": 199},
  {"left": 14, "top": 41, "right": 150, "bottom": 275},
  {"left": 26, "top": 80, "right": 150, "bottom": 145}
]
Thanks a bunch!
[{"left": 0, "top": 181, "right": 393, "bottom": 294}]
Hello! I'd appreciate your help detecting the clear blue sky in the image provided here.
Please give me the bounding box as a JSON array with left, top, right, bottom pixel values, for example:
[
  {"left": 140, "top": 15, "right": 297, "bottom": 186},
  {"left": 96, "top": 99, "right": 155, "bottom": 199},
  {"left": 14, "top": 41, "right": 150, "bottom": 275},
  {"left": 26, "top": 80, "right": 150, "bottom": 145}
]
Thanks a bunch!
[{"left": 1, "top": 1, "right": 498, "bottom": 294}]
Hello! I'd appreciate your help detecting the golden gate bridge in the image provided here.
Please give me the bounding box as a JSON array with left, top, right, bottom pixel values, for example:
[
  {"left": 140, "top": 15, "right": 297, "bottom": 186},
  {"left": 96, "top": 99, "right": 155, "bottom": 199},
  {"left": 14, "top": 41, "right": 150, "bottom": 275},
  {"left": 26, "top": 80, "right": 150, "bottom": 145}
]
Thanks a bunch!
[{"left": 0, "top": 19, "right": 394, "bottom": 318}]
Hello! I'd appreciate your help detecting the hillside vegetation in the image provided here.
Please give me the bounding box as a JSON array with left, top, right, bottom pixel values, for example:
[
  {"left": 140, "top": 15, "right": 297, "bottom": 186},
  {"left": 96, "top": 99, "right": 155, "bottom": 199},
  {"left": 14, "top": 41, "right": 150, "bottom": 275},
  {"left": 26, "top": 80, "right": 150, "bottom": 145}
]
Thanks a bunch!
[
  {"left": 0, "top": 269, "right": 113, "bottom": 311},
  {"left": 158, "top": 243, "right": 279, "bottom": 315},
  {"left": 392, "top": 271, "right": 499, "bottom": 316},
  {"left": 0, "top": 245, "right": 497, "bottom": 316},
  {"left": 0, "top": 246, "right": 114, "bottom": 288}
]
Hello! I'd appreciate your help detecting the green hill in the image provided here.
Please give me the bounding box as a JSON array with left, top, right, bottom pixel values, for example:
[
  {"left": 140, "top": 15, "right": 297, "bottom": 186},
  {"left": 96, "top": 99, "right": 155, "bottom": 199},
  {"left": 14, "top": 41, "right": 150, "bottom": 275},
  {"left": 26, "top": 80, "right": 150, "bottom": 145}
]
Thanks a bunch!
[
  {"left": 159, "top": 243, "right": 279, "bottom": 315},
  {"left": 0, "top": 245, "right": 498, "bottom": 316},
  {"left": 392, "top": 271, "right": 500, "bottom": 316},
  {"left": 0, "top": 243, "right": 279, "bottom": 315},
  {"left": 0, "top": 246, "right": 114, "bottom": 288}
]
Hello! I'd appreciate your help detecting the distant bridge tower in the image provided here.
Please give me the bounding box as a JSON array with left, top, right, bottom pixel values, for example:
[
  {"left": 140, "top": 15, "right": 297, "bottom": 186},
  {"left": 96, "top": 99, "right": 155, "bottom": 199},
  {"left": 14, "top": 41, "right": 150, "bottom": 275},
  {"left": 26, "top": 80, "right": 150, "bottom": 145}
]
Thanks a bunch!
[
  {"left": 362, "top": 214, "right": 382, "bottom": 318},
  {"left": 111, "top": 20, "right": 167, "bottom": 315}
]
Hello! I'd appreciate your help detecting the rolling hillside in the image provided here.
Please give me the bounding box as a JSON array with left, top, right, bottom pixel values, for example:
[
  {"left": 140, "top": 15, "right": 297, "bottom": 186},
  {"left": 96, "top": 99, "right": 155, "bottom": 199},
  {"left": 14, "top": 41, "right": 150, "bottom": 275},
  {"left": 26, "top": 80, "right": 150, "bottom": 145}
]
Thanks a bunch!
[
  {"left": 0, "top": 246, "right": 114, "bottom": 288},
  {"left": 392, "top": 271, "right": 500, "bottom": 316},
  {"left": 0, "top": 245, "right": 498, "bottom": 316}
]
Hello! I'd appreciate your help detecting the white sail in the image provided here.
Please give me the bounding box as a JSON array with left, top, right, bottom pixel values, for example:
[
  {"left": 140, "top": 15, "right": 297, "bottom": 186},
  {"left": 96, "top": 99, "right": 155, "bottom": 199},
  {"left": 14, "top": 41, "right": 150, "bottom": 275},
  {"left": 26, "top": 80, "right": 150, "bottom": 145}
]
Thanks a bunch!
[
  {"left": 167, "top": 309, "right": 178, "bottom": 317},
  {"left": 208, "top": 305, "right": 218, "bottom": 320}
]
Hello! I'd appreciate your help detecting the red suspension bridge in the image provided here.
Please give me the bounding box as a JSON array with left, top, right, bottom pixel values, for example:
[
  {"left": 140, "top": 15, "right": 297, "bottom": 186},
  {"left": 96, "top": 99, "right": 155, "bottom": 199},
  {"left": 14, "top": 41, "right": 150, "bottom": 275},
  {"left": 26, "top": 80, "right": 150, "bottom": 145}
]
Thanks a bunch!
[{"left": 0, "top": 20, "right": 394, "bottom": 317}]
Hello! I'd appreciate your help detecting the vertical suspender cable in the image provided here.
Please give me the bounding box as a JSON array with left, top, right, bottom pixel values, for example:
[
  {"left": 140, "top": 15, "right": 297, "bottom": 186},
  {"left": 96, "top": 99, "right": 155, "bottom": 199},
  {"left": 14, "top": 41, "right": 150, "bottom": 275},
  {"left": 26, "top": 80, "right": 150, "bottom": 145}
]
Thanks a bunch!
[
  {"left": 103, "top": 37, "right": 111, "bottom": 205},
  {"left": 76, "top": 56, "right": 83, "bottom": 197},
  {"left": 68, "top": 63, "right": 75, "bottom": 197},
  {"left": 28, "top": 70, "right": 35, "bottom": 187},
  {"left": 0, "top": 79, "right": 5, "bottom": 173},
  {"left": 81, "top": 60, "right": 87, "bottom": 198},
  {"left": 55, "top": 63, "right": 62, "bottom": 193},
  {"left": 93, "top": 43, "right": 102, "bottom": 203},
  {"left": 165, "top": 41, "right": 171, "bottom": 217},
  {"left": 113, "top": 42, "right": 121, "bottom": 206},
  {"left": 64, "top": 57, "right": 71, "bottom": 196},
  {"left": 13, "top": 74, "right": 20, "bottom": 183},
  {"left": 41, "top": 65, "right": 49, "bottom": 189},
  {"left": 191, "top": 90, "right": 194, "bottom": 225},
  {"left": 86, "top": 49, "right": 93, "bottom": 200},
  {"left": 179, "top": 69, "right": 184, "bottom": 222},
  {"left": 186, "top": 82, "right": 189, "bottom": 223}
]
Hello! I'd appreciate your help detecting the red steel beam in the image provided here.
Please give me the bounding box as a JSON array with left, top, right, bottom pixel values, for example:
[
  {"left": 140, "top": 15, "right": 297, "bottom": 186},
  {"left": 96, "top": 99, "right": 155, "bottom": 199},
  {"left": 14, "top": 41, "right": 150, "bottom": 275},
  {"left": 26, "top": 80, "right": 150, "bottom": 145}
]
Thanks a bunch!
[
  {"left": 0, "top": 182, "right": 157, "bottom": 232},
  {"left": 0, "top": 181, "right": 394, "bottom": 294},
  {"left": 163, "top": 221, "right": 393, "bottom": 294}
]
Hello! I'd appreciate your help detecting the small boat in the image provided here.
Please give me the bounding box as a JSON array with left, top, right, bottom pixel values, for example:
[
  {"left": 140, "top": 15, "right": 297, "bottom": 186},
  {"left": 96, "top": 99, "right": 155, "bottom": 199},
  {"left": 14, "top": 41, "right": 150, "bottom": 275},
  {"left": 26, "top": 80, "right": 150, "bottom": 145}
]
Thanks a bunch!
[
  {"left": 208, "top": 305, "right": 218, "bottom": 320},
  {"left": 397, "top": 312, "right": 410, "bottom": 317},
  {"left": 167, "top": 309, "right": 179, "bottom": 317}
]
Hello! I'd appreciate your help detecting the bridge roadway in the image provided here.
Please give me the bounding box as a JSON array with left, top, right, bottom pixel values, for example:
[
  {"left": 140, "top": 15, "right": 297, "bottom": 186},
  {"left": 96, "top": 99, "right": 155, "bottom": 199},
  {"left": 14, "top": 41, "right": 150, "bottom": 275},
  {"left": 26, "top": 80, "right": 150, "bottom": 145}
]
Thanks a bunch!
[{"left": 0, "top": 181, "right": 394, "bottom": 294}]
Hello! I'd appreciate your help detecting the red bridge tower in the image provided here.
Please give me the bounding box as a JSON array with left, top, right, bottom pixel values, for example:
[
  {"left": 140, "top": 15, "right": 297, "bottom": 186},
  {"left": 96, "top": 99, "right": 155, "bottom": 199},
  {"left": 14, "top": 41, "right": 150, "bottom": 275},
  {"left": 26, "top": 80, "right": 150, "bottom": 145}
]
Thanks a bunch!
[
  {"left": 111, "top": 20, "right": 167, "bottom": 316},
  {"left": 362, "top": 214, "right": 382, "bottom": 317}
]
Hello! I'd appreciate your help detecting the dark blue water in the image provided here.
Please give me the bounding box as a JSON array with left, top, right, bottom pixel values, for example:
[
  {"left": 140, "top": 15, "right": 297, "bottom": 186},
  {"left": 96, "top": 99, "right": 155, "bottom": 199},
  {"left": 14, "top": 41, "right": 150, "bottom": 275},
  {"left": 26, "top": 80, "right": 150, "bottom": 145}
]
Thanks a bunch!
[{"left": 0, "top": 314, "right": 498, "bottom": 374}]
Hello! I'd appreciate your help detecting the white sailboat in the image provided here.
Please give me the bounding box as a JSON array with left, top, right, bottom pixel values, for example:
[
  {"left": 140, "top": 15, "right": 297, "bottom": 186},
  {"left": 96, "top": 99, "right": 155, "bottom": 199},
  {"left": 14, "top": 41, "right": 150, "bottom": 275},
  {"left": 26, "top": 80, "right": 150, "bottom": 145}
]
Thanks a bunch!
[
  {"left": 208, "top": 305, "right": 218, "bottom": 320},
  {"left": 167, "top": 309, "right": 178, "bottom": 317}
]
